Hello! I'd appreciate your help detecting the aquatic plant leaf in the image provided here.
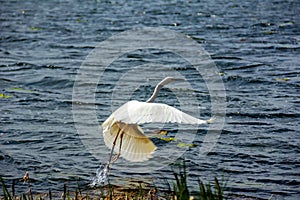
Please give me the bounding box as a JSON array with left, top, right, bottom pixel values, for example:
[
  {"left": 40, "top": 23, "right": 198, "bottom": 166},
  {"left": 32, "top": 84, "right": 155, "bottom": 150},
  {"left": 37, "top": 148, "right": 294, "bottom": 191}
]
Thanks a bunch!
[
  {"left": 157, "top": 137, "right": 177, "bottom": 142},
  {"left": 177, "top": 143, "right": 197, "bottom": 148},
  {"left": 9, "top": 87, "right": 34, "bottom": 92},
  {"left": 275, "top": 77, "right": 290, "bottom": 82},
  {"left": 29, "top": 27, "right": 42, "bottom": 31},
  {"left": 151, "top": 130, "right": 168, "bottom": 135},
  {"left": 0, "top": 93, "right": 13, "bottom": 98}
]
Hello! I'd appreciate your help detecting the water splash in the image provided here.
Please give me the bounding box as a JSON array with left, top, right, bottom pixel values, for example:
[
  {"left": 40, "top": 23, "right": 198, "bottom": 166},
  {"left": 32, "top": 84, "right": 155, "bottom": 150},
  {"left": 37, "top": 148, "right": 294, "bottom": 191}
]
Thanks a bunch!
[{"left": 90, "top": 164, "right": 109, "bottom": 187}]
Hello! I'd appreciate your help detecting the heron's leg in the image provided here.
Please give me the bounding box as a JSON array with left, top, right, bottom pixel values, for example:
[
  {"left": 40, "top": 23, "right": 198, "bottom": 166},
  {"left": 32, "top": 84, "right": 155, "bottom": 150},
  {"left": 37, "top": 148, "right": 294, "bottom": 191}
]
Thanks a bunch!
[
  {"left": 108, "top": 129, "right": 120, "bottom": 165},
  {"left": 112, "top": 131, "right": 124, "bottom": 162}
]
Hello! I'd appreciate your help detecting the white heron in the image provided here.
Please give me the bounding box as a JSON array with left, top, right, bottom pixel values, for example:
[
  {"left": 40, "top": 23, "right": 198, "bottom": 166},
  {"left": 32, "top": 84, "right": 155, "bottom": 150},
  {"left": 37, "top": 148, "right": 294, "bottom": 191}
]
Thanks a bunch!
[{"left": 102, "top": 77, "right": 214, "bottom": 164}]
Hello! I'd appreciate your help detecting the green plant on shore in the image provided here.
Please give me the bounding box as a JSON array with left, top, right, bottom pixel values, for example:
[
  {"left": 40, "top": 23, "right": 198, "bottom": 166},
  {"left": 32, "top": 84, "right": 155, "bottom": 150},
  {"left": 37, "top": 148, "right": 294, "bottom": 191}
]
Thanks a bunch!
[
  {"left": 1, "top": 177, "right": 12, "bottom": 200},
  {"left": 1, "top": 175, "right": 35, "bottom": 200},
  {"left": 108, "top": 183, "right": 114, "bottom": 200},
  {"left": 1, "top": 160, "right": 227, "bottom": 200},
  {"left": 137, "top": 183, "right": 144, "bottom": 199},
  {"left": 172, "top": 160, "right": 189, "bottom": 200},
  {"left": 198, "top": 177, "right": 225, "bottom": 200},
  {"left": 171, "top": 160, "right": 226, "bottom": 200}
]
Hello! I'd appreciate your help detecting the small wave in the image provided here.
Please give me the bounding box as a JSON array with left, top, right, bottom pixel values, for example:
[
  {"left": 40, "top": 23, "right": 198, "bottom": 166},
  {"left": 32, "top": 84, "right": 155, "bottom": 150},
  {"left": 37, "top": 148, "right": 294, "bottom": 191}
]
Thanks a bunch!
[{"left": 26, "top": 76, "right": 74, "bottom": 89}]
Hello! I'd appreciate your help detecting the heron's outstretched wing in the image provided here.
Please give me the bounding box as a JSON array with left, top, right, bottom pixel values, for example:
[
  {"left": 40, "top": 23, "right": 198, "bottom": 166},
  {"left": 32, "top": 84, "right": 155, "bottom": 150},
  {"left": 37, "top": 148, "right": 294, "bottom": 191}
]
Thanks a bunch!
[
  {"left": 102, "top": 118, "right": 157, "bottom": 162},
  {"left": 112, "top": 100, "right": 207, "bottom": 125},
  {"left": 101, "top": 100, "right": 208, "bottom": 162}
]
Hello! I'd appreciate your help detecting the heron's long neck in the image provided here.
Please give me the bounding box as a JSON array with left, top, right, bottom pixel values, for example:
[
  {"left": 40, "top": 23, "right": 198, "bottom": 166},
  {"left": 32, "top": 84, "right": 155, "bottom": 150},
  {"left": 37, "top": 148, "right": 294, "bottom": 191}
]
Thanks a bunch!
[{"left": 146, "top": 84, "right": 163, "bottom": 103}]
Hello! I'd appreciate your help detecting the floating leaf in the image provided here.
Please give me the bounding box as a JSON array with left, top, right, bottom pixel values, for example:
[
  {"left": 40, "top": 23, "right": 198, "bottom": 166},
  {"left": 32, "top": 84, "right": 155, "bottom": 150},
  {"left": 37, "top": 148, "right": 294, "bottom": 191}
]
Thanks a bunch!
[
  {"left": 157, "top": 137, "right": 177, "bottom": 142},
  {"left": 275, "top": 77, "right": 290, "bottom": 82},
  {"left": 159, "top": 130, "right": 168, "bottom": 135},
  {"left": 265, "top": 31, "right": 276, "bottom": 35},
  {"left": 29, "top": 27, "right": 42, "bottom": 31},
  {"left": 9, "top": 87, "right": 34, "bottom": 92},
  {"left": 0, "top": 93, "right": 13, "bottom": 99},
  {"left": 151, "top": 130, "right": 168, "bottom": 135},
  {"left": 76, "top": 17, "right": 88, "bottom": 23},
  {"left": 177, "top": 143, "right": 197, "bottom": 148}
]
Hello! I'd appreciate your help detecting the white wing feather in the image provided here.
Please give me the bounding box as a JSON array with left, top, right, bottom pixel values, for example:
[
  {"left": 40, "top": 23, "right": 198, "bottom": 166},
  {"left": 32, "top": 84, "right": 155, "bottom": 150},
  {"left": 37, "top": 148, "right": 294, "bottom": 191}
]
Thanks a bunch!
[
  {"left": 102, "top": 119, "right": 157, "bottom": 162},
  {"left": 101, "top": 100, "right": 208, "bottom": 162},
  {"left": 112, "top": 100, "right": 207, "bottom": 125}
]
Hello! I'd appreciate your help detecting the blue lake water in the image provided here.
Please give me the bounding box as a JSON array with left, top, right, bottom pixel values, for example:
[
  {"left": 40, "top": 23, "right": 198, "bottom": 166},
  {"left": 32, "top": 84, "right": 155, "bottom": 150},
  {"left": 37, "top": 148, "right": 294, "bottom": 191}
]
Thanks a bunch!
[{"left": 1, "top": 0, "right": 299, "bottom": 199}]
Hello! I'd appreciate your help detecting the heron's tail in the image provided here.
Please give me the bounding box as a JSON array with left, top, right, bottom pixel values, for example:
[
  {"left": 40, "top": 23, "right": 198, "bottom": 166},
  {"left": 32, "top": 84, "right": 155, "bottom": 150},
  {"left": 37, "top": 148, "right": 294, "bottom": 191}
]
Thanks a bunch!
[{"left": 102, "top": 120, "right": 157, "bottom": 162}]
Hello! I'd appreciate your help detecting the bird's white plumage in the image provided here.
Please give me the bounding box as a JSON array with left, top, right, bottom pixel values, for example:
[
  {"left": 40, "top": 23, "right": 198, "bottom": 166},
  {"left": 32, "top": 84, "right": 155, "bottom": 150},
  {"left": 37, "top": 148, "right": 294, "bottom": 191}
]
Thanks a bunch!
[
  {"left": 101, "top": 100, "right": 207, "bottom": 162},
  {"left": 101, "top": 77, "right": 211, "bottom": 163},
  {"left": 102, "top": 116, "right": 157, "bottom": 162},
  {"left": 111, "top": 100, "right": 207, "bottom": 125}
]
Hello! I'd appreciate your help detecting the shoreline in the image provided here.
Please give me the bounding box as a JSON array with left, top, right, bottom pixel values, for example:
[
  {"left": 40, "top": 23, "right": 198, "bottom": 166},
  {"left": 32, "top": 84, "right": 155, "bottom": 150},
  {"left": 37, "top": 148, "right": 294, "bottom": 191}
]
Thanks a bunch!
[{"left": 1, "top": 177, "right": 268, "bottom": 200}]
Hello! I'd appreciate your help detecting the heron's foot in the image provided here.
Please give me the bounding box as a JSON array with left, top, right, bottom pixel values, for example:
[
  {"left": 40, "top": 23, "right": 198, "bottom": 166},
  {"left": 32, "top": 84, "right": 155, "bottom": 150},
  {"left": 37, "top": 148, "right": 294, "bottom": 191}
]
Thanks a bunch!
[
  {"left": 112, "top": 153, "right": 120, "bottom": 162},
  {"left": 206, "top": 116, "right": 216, "bottom": 124}
]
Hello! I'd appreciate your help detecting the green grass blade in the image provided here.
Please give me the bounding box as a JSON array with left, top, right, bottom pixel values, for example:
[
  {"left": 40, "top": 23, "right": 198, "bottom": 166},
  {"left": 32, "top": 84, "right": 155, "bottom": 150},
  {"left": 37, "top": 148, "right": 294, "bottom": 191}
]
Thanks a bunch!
[{"left": 1, "top": 177, "right": 13, "bottom": 200}]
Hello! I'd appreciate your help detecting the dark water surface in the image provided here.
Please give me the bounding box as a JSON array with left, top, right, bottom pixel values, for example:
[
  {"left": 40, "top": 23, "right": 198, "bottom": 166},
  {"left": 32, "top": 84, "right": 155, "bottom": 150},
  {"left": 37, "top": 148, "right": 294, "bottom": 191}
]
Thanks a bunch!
[{"left": 1, "top": 0, "right": 299, "bottom": 199}]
